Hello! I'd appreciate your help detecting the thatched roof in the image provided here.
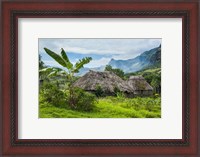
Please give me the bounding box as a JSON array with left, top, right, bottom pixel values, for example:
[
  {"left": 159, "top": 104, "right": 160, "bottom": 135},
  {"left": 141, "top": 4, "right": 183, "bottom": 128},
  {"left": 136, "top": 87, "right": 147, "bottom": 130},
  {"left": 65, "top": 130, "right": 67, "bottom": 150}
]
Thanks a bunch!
[
  {"left": 73, "top": 70, "right": 132, "bottom": 93},
  {"left": 73, "top": 71, "right": 153, "bottom": 94},
  {"left": 127, "top": 75, "right": 153, "bottom": 91}
]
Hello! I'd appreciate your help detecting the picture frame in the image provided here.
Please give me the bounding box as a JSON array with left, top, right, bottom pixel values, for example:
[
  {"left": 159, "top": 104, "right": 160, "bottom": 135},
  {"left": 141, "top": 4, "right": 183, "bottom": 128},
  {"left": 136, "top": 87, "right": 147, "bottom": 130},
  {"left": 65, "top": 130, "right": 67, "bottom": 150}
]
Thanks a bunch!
[{"left": 1, "top": 0, "right": 199, "bottom": 156}]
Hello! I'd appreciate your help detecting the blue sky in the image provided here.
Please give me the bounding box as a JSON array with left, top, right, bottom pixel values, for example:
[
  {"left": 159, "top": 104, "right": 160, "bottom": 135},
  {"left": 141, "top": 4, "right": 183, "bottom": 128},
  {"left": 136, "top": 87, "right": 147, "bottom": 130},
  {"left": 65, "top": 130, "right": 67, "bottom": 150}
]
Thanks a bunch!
[{"left": 39, "top": 38, "right": 161, "bottom": 68}]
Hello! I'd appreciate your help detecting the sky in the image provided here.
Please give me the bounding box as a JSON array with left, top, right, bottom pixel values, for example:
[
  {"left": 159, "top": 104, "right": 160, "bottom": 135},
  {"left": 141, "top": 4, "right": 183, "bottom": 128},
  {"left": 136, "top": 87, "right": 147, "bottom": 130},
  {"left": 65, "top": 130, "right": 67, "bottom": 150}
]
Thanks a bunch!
[{"left": 39, "top": 38, "right": 161, "bottom": 68}]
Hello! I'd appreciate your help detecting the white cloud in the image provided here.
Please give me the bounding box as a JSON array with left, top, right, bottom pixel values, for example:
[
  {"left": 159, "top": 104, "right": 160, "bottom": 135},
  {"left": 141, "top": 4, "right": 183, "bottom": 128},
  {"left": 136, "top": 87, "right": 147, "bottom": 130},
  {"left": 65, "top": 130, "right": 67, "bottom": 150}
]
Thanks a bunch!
[
  {"left": 85, "top": 57, "right": 110, "bottom": 68},
  {"left": 43, "top": 60, "right": 75, "bottom": 68},
  {"left": 43, "top": 60, "right": 62, "bottom": 68},
  {"left": 40, "top": 38, "right": 161, "bottom": 68},
  {"left": 39, "top": 38, "right": 161, "bottom": 56},
  {"left": 43, "top": 57, "right": 110, "bottom": 69}
]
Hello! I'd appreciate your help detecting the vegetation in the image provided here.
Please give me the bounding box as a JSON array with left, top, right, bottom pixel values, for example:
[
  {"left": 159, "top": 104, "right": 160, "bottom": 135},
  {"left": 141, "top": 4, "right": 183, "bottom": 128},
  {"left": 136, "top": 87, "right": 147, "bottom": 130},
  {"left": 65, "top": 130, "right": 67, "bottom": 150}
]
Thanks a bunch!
[
  {"left": 42, "top": 48, "right": 93, "bottom": 110},
  {"left": 40, "top": 96, "right": 161, "bottom": 118},
  {"left": 95, "top": 84, "right": 104, "bottom": 97},
  {"left": 66, "top": 87, "right": 97, "bottom": 111},
  {"left": 39, "top": 54, "right": 45, "bottom": 69},
  {"left": 39, "top": 48, "right": 161, "bottom": 118},
  {"left": 125, "top": 67, "right": 161, "bottom": 94},
  {"left": 40, "top": 82, "right": 67, "bottom": 108},
  {"left": 105, "top": 65, "right": 125, "bottom": 79}
]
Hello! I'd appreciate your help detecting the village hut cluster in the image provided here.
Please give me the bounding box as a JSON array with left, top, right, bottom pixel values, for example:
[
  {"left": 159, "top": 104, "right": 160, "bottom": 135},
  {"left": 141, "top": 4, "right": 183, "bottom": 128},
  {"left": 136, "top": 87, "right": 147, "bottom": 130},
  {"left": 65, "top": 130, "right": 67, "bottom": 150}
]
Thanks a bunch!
[{"left": 73, "top": 70, "right": 153, "bottom": 97}]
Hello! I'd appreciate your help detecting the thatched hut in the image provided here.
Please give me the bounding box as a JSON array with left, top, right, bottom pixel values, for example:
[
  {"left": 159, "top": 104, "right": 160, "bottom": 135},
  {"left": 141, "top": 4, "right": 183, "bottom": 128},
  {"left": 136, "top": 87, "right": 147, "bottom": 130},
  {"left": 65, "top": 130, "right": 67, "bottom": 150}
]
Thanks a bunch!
[
  {"left": 127, "top": 75, "right": 153, "bottom": 96},
  {"left": 73, "top": 70, "right": 132, "bottom": 96},
  {"left": 73, "top": 70, "right": 153, "bottom": 97}
]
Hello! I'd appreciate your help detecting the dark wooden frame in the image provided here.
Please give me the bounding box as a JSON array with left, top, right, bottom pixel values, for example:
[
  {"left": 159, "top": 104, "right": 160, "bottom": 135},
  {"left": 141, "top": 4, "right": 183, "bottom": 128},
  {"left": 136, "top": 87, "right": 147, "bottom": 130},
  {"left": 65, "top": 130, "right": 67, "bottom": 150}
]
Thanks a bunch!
[{"left": 1, "top": 0, "right": 199, "bottom": 156}]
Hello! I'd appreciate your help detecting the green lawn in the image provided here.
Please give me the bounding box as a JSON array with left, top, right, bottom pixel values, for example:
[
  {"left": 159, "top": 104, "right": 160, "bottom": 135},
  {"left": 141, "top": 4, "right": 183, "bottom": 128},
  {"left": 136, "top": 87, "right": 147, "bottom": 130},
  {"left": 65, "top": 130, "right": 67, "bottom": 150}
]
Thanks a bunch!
[{"left": 39, "top": 96, "right": 161, "bottom": 118}]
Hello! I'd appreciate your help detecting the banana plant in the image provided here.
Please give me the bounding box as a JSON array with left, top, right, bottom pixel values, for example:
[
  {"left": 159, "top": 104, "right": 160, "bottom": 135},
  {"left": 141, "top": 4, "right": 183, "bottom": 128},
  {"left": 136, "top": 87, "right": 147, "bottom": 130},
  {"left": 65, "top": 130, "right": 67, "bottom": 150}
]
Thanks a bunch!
[
  {"left": 43, "top": 47, "right": 92, "bottom": 108},
  {"left": 39, "top": 67, "right": 67, "bottom": 78},
  {"left": 44, "top": 48, "right": 92, "bottom": 77}
]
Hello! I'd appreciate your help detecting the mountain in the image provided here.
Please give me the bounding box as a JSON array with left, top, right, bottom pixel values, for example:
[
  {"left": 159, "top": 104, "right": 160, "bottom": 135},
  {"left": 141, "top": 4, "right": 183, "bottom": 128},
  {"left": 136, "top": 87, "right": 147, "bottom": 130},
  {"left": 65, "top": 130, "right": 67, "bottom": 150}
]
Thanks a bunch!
[
  {"left": 108, "top": 45, "right": 161, "bottom": 73},
  {"left": 76, "top": 66, "right": 105, "bottom": 76},
  {"left": 76, "top": 45, "right": 161, "bottom": 76}
]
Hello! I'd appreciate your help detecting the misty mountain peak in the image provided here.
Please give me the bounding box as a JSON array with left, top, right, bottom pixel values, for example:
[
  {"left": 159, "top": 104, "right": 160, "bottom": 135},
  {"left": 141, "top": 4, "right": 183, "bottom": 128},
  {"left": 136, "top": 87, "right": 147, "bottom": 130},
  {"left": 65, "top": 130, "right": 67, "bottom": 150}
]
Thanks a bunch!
[
  {"left": 77, "top": 45, "right": 161, "bottom": 76},
  {"left": 108, "top": 45, "right": 161, "bottom": 73}
]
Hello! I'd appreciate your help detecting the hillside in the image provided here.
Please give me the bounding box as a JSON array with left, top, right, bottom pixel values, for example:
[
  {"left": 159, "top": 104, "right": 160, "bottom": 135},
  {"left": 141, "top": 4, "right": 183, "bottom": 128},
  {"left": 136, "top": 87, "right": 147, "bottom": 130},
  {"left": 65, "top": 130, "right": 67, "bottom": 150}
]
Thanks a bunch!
[
  {"left": 75, "top": 45, "right": 161, "bottom": 76},
  {"left": 109, "top": 45, "right": 161, "bottom": 73}
]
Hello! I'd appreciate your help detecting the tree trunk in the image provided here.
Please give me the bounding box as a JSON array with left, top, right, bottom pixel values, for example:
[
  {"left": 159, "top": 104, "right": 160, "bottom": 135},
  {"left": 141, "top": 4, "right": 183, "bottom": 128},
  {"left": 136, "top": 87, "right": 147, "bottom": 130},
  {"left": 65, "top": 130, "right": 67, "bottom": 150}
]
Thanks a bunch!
[{"left": 69, "top": 85, "right": 76, "bottom": 109}]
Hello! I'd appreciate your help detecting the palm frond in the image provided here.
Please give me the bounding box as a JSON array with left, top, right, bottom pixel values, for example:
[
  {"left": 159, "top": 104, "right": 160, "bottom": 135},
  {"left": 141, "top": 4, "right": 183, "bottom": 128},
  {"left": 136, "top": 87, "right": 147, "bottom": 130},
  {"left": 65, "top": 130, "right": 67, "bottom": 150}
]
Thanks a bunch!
[
  {"left": 51, "top": 67, "right": 63, "bottom": 71},
  {"left": 47, "top": 71, "right": 57, "bottom": 77},
  {"left": 39, "top": 67, "right": 53, "bottom": 73},
  {"left": 73, "top": 57, "right": 92, "bottom": 73},
  {"left": 40, "top": 67, "right": 67, "bottom": 78},
  {"left": 44, "top": 48, "right": 66, "bottom": 68},
  {"left": 60, "top": 48, "right": 73, "bottom": 70}
]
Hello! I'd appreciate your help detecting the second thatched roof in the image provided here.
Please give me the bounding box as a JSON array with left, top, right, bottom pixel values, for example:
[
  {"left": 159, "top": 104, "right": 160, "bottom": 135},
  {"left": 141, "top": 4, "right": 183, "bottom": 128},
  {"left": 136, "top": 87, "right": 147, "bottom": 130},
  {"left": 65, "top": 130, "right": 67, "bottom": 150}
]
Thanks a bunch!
[{"left": 127, "top": 75, "right": 153, "bottom": 91}]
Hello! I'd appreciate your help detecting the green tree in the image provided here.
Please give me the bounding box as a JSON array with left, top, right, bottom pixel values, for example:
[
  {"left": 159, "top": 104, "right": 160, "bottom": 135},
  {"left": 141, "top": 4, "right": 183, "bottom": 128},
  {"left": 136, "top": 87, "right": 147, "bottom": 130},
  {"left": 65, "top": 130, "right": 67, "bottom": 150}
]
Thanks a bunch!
[
  {"left": 105, "top": 65, "right": 124, "bottom": 79},
  {"left": 95, "top": 84, "right": 104, "bottom": 97},
  {"left": 105, "top": 65, "right": 112, "bottom": 71},
  {"left": 43, "top": 47, "right": 92, "bottom": 109},
  {"left": 39, "top": 67, "right": 66, "bottom": 86},
  {"left": 150, "top": 74, "right": 161, "bottom": 94},
  {"left": 39, "top": 55, "right": 45, "bottom": 69}
]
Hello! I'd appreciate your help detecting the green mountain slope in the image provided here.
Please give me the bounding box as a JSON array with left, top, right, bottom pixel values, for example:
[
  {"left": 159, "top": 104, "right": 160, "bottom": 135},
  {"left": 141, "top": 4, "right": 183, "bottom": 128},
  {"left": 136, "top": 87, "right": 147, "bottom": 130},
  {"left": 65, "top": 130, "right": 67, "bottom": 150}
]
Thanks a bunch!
[{"left": 109, "top": 44, "right": 161, "bottom": 73}]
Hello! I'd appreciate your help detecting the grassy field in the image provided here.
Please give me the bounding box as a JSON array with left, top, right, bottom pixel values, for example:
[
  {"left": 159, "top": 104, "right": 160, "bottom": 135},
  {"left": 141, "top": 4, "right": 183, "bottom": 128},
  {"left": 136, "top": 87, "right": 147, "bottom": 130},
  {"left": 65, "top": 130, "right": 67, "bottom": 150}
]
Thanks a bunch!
[{"left": 39, "top": 96, "right": 161, "bottom": 118}]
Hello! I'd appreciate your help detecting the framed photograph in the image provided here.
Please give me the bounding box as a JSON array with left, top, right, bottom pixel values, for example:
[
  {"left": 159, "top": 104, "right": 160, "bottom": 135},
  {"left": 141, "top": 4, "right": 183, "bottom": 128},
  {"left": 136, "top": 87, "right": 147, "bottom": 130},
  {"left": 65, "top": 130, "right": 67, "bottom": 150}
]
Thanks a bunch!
[{"left": 1, "top": 0, "right": 199, "bottom": 156}]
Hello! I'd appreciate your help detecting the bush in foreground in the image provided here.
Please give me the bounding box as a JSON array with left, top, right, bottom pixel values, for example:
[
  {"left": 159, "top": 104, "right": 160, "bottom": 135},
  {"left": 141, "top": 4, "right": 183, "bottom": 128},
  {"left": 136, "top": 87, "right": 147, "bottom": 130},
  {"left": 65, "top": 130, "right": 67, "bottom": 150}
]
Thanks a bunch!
[
  {"left": 66, "top": 87, "right": 97, "bottom": 111},
  {"left": 40, "top": 82, "right": 97, "bottom": 111},
  {"left": 40, "top": 82, "right": 67, "bottom": 108}
]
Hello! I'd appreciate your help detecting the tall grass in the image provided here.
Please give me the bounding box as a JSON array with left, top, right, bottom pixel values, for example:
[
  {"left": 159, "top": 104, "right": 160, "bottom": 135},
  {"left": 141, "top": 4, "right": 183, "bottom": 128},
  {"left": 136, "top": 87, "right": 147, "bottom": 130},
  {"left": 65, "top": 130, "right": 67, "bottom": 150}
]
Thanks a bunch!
[{"left": 39, "top": 96, "right": 161, "bottom": 118}]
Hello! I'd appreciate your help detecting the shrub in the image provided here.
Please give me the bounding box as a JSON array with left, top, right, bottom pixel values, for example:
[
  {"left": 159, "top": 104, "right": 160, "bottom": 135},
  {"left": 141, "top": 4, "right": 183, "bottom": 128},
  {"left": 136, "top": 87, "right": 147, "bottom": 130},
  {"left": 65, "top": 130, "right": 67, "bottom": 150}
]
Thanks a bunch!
[
  {"left": 145, "top": 99, "right": 155, "bottom": 111},
  {"left": 116, "top": 92, "right": 125, "bottom": 99},
  {"left": 114, "top": 86, "right": 120, "bottom": 96},
  {"left": 153, "top": 93, "right": 160, "bottom": 98},
  {"left": 105, "top": 65, "right": 125, "bottom": 79},
  {"left": 95, "top": 84, "right": 104, "bottom": 97},
  {"left": 40, "top": 82, "right": 67, "bottom": 108},
  {"left": 66, "top": 87, "right": 97, "bottom": 111}
]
